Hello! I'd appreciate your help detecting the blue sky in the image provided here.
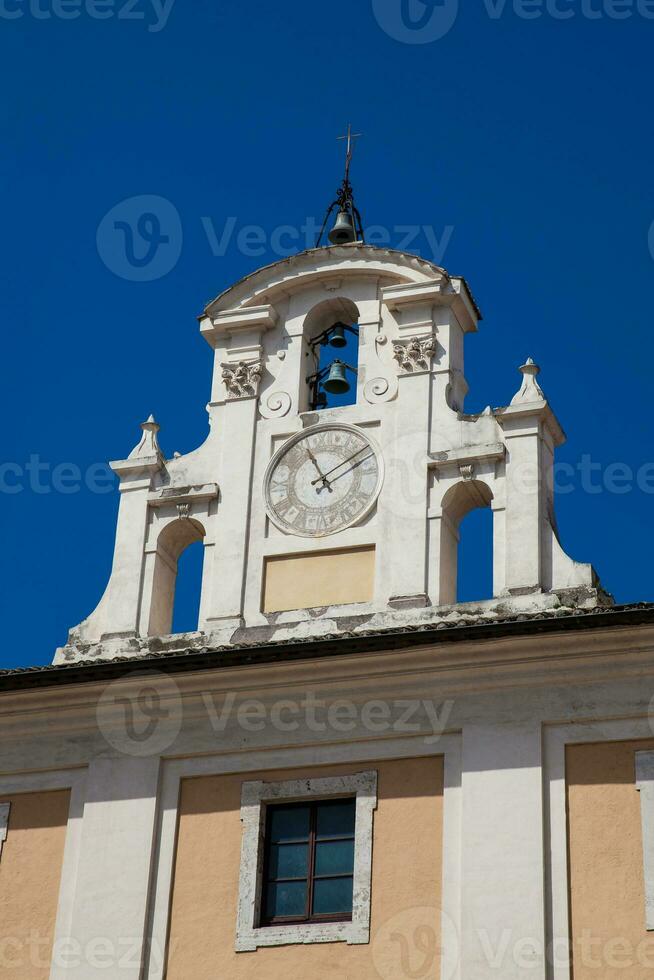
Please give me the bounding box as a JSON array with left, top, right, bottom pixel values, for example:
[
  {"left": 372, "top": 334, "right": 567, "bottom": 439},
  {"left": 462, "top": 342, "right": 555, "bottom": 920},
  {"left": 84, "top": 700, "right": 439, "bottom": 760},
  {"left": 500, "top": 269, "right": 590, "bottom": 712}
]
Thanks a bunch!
[{"left": 1, "top": 0, "right": 653, "bottom": 668}]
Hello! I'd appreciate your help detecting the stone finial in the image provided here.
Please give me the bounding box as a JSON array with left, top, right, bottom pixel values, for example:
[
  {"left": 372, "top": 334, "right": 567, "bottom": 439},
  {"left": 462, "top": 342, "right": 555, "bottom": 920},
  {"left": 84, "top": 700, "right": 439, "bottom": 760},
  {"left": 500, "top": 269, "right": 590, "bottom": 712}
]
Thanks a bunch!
[
  {"left": 128, "top": 415, "right": 163, "bottom": 460},
  {"left": 510, "top": 358, "right": 545, "bottom": 405}
]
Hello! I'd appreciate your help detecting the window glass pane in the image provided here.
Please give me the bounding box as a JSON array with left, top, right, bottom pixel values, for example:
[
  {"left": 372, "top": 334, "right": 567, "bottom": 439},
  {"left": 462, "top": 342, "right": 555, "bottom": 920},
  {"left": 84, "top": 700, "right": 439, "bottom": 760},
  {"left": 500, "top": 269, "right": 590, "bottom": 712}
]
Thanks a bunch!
[
  {"left": 314, "top": 839, "right": 355, "bottom": 876},
  {"left": 316, "top": 799, "right": 356, "bottom": 839},
  {"left": 265, "top": 881, "right": 307, "bottom": 919},
  {"left": 312, "top": 876, "right": 354, "bottom": 916},
  {"left": 268, "top": 842, "right": 309, "bottom": 880},
  {"left": 268, "top": 805, "right": 310, "bottom": 843}
]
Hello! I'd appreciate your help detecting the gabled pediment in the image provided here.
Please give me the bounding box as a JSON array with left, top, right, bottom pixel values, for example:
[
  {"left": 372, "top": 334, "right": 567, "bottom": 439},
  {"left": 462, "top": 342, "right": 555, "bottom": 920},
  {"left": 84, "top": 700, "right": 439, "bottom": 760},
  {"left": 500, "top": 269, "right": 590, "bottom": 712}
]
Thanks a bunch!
[{"left": 201, "top": 243, "right": 478, "bottom": 318}]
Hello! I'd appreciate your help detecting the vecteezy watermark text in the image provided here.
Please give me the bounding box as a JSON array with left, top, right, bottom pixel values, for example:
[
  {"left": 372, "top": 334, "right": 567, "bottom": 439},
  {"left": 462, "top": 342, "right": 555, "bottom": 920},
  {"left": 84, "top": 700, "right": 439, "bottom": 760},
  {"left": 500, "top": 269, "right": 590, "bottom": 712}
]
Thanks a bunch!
[
  {"left": 202, "top": 216, "right": 454, "bottom": 263},
  {"left": 372, "top": 0, "right": 654, "bottom": 45},
  {"left": 0, "top": 932, "right": 173, "bottom": 971},
  {"left": 3, "top": 453, "right": 654, "bottom": 498},
  {"left": 96, "top": 673, "right": 455, "bottom": 757},
  {"left": 0, "top": 457, "right": 114, "bottom": 495},
  {"left": 203, "top": 691, "right": 455, "bottom": 746},
  {"left": 0, "top": 0, "right": 175, "bottom": 31},
  {"left": 95, "top": 194, "right": 455, "bottom": 282}
]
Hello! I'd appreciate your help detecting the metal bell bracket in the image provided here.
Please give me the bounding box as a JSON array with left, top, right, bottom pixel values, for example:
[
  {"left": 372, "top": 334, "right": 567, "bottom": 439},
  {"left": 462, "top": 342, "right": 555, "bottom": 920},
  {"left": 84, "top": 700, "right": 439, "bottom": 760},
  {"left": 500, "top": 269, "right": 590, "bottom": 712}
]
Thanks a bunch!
[{"left": 310, "top": 321, "right": 359, "bottom": 350}]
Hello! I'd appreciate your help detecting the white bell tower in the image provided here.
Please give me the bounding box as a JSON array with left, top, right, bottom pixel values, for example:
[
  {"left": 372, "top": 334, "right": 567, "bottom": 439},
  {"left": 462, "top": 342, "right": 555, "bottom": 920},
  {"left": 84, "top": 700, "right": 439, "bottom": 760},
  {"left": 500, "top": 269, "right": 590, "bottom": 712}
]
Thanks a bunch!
[{"left": 57, "top": 241, "right": 608, "bottom": 664}]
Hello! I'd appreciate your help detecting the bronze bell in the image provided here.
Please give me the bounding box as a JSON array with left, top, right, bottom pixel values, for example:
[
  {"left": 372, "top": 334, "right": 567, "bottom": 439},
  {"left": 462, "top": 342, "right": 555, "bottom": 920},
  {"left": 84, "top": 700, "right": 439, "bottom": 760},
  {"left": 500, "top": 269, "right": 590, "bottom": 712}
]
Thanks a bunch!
[
  {"left": 323, "top": 359, "right": 351, "bottom": 395},
  {"left": 329, "top": 323, "right": 348, "bottom": 348},
  {"left": 328, "top": 209, "right": 356, "bottom": 245}
]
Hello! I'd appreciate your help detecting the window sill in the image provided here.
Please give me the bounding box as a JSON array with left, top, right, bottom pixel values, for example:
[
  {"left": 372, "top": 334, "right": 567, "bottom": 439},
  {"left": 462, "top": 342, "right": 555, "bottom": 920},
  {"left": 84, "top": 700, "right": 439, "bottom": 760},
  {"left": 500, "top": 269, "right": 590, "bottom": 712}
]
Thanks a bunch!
[{"left": 235, "top": 918, "right": 369, "bottom": 952}]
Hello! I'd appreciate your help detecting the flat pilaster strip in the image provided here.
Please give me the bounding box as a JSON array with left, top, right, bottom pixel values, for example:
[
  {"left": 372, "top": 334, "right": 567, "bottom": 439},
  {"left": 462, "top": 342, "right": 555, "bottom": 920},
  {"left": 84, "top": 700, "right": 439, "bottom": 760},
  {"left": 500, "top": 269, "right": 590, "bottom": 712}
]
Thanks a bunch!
[{"left": 635, "top": 751, "right": 654, "bottom": 931}]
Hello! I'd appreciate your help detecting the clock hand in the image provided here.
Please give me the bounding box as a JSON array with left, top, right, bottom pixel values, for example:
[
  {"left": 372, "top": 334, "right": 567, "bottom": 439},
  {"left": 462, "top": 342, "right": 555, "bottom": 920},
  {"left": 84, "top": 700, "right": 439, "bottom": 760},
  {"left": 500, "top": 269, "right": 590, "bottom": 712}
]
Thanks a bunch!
[
  {"left": 306, "top": 448, "right": 324, "bottom": 474},
  {"left": 311, "top": 446, "right": 368, "bottom": 485},
  {"left": 306, "top": 449, "right": 333, "bottom": 494},
  {"left": 323, "top": 453, "right": 375, "bottom": 489}
]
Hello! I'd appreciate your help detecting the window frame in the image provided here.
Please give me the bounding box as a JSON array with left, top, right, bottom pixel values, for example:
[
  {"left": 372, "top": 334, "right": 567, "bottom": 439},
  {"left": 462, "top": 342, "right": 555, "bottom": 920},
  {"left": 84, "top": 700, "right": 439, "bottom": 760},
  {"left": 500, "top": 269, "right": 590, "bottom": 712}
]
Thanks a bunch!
[
  {"left": 0, "top": 802, "right": 9, "bottom": 862},
  {"left": 235, "top": 771, "right": 377, "bottom": 952},
  {"left": 260, "top": 797, "right": 357, "bottom": 927}
]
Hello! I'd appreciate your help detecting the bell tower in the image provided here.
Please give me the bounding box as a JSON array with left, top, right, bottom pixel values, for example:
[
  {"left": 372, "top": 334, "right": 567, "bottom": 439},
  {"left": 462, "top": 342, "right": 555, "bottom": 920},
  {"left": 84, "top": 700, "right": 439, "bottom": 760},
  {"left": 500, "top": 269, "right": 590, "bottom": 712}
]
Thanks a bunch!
[{"left": 56, "top": 187, "right": 609, "bottom": 663}]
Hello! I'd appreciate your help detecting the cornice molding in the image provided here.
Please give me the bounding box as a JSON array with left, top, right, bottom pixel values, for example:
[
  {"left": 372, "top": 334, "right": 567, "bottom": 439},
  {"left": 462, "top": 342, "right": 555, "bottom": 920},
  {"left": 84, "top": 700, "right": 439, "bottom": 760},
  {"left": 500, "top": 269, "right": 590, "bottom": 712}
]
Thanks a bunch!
[
  {"left": 2, "top": 615, "right": 654, "bottom": 742},
  {"left": 201, "top": 244, "right": 477, "bottom": 319}
]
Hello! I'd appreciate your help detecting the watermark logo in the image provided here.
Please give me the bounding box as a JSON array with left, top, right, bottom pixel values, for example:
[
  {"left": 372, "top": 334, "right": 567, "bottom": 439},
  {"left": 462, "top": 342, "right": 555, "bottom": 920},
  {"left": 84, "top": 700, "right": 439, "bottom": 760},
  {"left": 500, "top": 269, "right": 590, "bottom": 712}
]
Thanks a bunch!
[
  {"left": 96, "top": 195, "right": 182, "bottom": 281},
  {"left": 372, "top": 0, "right": 459, "bottom": 43},
  {"left": 96, "top": 206, "right": 454, "bottom": 280},
  {"left": 373, "top": 0, "right": 654, "bottom": 43},
  {"left": 96, "top": 670, "right": 183, "bottom": 756},
  {"left": 372, "top": 906, "right": 459, "bottom": 980}
]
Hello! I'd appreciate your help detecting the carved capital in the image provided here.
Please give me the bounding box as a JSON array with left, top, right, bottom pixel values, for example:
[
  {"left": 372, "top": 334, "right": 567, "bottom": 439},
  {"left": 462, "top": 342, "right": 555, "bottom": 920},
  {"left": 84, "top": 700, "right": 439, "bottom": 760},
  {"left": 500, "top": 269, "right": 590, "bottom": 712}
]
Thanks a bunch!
[
  {"left": 392, "top": 335, "right": 437, "bottom": 374},
  {"left": 459, "top": 464, "right": 475, "bottom": 482},
  {"left": 176, "top": 502, "right": 191, "bottom": 520},
  {"left": 222, "top": 359, "right": 263, "bottom": 399}
]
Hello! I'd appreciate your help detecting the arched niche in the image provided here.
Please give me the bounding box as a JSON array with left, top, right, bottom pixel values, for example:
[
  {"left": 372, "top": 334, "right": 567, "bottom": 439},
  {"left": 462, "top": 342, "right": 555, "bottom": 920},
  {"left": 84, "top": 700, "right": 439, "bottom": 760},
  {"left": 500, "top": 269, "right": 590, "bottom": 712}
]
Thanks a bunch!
[
  {"left": 147, "top": 517, "right": 206, "bottom": 637},
  {"left": 438, "top": 479, "right": 494, "bottom": 605},
  {"left": 301, "top": 297, "right": 361, "bottom": 411}
]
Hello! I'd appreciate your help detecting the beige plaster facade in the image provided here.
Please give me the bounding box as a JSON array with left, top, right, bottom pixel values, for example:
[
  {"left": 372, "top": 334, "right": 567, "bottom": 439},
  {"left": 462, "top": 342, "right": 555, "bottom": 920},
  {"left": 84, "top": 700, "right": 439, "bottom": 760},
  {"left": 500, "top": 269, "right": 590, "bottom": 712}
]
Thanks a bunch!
[
  {"left": 0, "top": 790, "right": 71, "bottom": 979},
  {"left": 567, "top": 739, "right": 654, "bottom": 979},
  {"left": 166, "top": 757, "right": 443, "bottom": 980}
]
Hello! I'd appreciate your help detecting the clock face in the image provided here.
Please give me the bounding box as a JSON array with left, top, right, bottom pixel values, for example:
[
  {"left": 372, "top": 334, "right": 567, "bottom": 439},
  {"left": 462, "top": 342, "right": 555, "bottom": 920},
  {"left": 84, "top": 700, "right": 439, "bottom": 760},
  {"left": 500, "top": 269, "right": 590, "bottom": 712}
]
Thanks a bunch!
[{"left": 264, "top": 424, "right": 384, "bottom": 538}]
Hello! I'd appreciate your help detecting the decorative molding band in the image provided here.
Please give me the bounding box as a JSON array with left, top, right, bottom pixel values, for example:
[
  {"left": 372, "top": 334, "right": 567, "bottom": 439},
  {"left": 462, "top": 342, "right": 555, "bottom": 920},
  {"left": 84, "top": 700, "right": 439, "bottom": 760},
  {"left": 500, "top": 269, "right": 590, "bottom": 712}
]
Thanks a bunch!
[
  {"left": 221, "top": 359, "right": 263, "bottom": 399},
  {"left": 381, "top": 276, "right": 480, "bottom": 332},
  {"left": 381, "top": 279, "right": 445, "bottom": 310},
  {"left": 429, "top": 442, "right": 506, "bottom": 470},
  {"left": 0, "top": 802, "right": 9, "bottom": 861},
  {"left": 148, "top": 483, "right": 219, "bottom": 508},
  {"left": 200, "top": 305, "right": 278, "bottom": 350},
  {"left": 236, "top": 770, "right": 378, "bottom": 952},
  {"left": 393, "top": 334, "right": 437, "bottom": 374},
  {"left": 636, "top": 751, "right": 654, "bottom": 931},
  {"left": 212, "top": 304, "right": 279, "bottom": 333}
]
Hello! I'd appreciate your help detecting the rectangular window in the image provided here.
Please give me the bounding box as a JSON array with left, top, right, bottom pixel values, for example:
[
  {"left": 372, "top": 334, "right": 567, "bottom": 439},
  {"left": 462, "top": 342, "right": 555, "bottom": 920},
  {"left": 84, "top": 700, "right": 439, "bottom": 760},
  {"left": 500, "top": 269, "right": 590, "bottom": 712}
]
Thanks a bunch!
[{"left": 261, "top": 798, "right": 356, "bottom": 925}]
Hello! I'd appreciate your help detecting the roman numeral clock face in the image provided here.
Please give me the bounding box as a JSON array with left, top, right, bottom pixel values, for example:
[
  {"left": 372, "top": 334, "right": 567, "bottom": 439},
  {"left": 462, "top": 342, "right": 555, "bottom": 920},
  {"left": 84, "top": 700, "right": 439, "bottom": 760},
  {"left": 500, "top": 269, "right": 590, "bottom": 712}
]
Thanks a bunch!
[{"left": 264, "top": 424, "right": 384, "bottom": 538}]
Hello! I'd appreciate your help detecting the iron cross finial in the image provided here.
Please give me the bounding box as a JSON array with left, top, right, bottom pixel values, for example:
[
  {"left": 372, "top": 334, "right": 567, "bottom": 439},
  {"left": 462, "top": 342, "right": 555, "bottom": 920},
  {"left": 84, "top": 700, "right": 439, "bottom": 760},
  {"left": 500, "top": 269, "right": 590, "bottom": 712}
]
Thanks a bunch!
[{"left": 337, "top": 124, "right": 363, "bottom": 181}]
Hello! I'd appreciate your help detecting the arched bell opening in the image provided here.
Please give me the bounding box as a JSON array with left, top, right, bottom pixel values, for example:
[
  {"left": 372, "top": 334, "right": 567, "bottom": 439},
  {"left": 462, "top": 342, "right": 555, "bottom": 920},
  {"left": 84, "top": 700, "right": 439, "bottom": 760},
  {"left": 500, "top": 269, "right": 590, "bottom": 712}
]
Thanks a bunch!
[
  {"left": 303, "top": 297, "right": 360, "bottom": 411},
  {"left": 147, "top": 517, "right": 206, "bottom": 637},
  {"left": 438, "top": 480, "right": 494, "bottom": 606}
]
